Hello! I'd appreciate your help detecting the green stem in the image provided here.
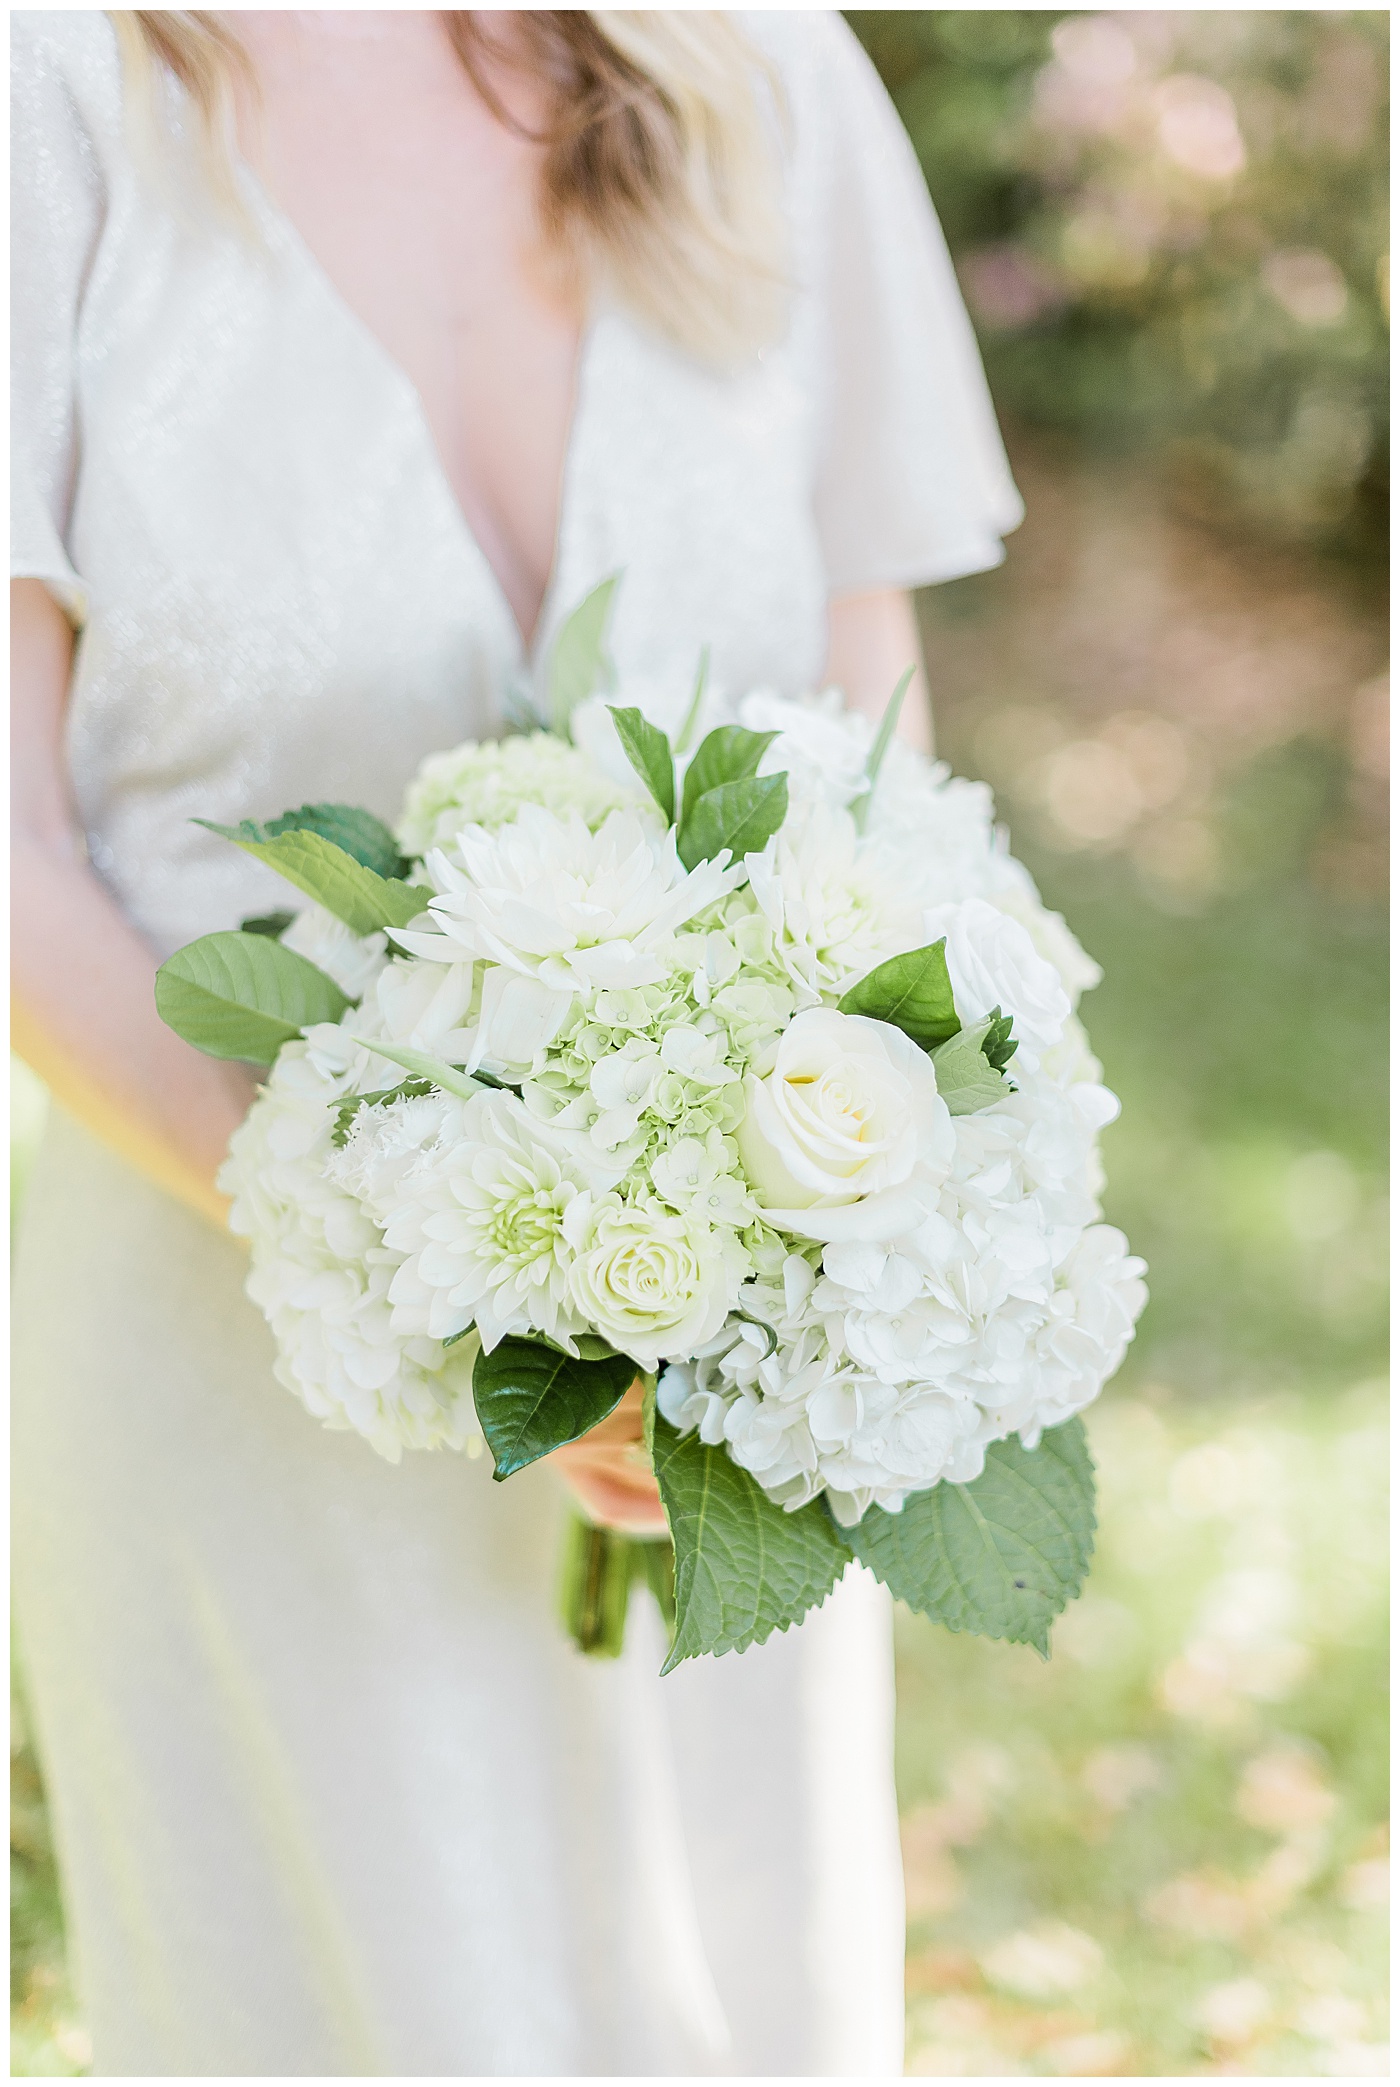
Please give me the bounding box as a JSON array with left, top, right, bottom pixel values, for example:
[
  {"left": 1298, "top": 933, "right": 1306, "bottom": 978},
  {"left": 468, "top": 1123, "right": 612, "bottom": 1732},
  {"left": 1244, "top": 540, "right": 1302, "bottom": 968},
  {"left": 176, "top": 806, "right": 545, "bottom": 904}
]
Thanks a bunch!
[{"left": 557, "top": 1507, "right": 676, "bottom": 1658}]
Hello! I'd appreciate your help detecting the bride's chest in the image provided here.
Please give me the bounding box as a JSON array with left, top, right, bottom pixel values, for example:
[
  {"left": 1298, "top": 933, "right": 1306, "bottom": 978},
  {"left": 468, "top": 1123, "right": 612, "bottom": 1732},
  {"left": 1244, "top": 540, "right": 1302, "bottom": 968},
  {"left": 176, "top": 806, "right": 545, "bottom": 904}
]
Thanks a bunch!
[
  {"left": 237, "top": 65, "right": 584, "bottom": 642},
  {"left": 78, "top": 156, "right": 827, "bottom": 672}
]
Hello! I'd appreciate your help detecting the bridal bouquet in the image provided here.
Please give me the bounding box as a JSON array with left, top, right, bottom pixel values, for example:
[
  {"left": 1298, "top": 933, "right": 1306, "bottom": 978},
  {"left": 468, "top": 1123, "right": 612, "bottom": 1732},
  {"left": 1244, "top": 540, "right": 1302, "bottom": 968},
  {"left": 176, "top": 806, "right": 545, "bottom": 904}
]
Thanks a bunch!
[{"left": 157, "top": 582, "right": 1146, "bottom": 1671}]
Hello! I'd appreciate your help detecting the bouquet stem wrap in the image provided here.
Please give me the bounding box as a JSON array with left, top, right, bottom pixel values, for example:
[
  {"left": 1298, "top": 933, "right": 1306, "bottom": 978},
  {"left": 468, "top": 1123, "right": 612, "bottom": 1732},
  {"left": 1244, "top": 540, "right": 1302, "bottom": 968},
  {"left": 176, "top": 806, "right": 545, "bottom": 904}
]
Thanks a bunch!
[{"left": 558, "top": 1509, "right": 676, "bottom": 1659}]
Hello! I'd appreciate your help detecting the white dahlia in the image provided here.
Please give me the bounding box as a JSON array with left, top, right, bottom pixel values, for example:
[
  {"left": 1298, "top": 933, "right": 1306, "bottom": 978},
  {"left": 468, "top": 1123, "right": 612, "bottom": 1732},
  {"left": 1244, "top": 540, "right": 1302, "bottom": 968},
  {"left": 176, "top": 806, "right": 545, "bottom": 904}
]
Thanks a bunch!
[
  {"left": 376, "top": 1089, "right": 616, "bottom": 1353},
  {"left": 747, "top": 800, "right": 919, "bottom": 1005},
  {"left": 392, "top": 805, "right": 743, "bottom": 998}
]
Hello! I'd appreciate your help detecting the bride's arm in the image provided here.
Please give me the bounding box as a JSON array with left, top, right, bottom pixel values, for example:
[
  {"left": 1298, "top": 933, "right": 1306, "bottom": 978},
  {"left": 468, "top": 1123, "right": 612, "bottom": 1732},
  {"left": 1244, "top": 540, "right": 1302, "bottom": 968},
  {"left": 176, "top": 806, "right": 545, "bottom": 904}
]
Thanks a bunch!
[
  {"left": 11, "top": 578, "right": 257, "bottom": 1228},
  {"left": 826, "top": 586, "right": 934, "bottom": 755}
]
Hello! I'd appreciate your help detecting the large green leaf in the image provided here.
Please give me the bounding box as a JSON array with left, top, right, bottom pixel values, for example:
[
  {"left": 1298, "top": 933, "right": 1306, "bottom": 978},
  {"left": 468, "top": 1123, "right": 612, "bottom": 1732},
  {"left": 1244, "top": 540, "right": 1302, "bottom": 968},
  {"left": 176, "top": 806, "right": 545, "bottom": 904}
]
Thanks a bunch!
[
  {"left": 197, "top": 821, "right": 432, "bottom": 936},
  {"left": 678, "top": 724, "right": 779, "bottom": 829},
  {"left": 652, "top": 1415, "right": 853, "bottom": 1673},
  {"left": 260, "top": 803, "right": 411, "bottom": 879},
  {"left": 473, "top": 1336, "right": 636, "bottom": 1479},
  {"left": 155, "top": 930, "right": 349, "bottom": 1065},
  {"left": 843, "top": 1420, "right": 1097, "bottom": 1655},
  {"left": 676, "top": 773, "right": 789, "bottom": 873},
  {"left": 549, "top": 574, "right": 620, "bottom": 737},
  {"left": 838, "top": 937, "right": 961, "bottom": 1050},
  {"left": 609, "top": 706, "right": 675, "bottom": 822}
]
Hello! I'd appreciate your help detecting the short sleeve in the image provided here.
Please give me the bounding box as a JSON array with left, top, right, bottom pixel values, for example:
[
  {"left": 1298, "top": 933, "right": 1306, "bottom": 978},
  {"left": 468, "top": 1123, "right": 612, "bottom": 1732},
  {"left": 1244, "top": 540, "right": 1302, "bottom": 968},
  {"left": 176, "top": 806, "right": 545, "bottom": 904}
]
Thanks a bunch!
[
  {"left": 790, "top": 20, "right": 1023, "bottom": 594},
  {"left": 11, "top": 14, "right": 110, "bottom": 626}
]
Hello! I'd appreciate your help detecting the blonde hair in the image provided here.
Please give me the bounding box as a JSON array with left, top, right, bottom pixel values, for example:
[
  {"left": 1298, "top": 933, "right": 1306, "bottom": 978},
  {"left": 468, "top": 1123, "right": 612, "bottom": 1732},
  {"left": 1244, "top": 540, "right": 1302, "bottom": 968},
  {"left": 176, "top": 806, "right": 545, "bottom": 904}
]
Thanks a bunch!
[{"left": 109, "top": 10, "right": 789, "bottom": 365}]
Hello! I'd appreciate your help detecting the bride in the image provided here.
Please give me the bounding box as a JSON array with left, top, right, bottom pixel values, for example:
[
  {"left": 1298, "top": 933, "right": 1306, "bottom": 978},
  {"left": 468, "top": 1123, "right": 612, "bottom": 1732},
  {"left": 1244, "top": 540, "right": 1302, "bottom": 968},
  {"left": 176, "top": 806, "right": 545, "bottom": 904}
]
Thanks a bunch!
[{"left": 11, "top": 10, "right": 1021, "bottom": 2074}]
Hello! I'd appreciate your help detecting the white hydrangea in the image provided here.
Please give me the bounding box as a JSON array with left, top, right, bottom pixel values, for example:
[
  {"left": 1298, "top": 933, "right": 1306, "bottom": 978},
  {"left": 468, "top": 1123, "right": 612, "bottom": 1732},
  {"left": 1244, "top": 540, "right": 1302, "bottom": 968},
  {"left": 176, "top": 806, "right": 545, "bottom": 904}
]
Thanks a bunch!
[
  {"left": 660, "top": 1049, "right": 1147, "bottom": 1523},
  {"left": 219, "top": 1033, "right": 481, "bottom": 1463}
]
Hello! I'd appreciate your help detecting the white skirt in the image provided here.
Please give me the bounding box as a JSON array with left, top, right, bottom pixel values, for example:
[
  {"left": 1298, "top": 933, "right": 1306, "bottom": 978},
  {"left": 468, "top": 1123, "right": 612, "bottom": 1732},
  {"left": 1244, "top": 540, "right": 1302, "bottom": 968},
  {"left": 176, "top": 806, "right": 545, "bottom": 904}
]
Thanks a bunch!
[{"left": 13, "top": 1108, "right": 906, "bottom": 2077}]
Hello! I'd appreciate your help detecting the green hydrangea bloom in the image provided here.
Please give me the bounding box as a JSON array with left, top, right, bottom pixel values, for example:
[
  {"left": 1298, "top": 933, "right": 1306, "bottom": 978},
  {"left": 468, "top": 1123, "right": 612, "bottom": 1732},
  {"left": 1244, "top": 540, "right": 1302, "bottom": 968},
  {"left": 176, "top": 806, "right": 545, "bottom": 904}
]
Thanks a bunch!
[
  {"left": 398, "top": 732, "right": 637, "bottom": 858},
  {"left": 522, "top": 901, "right": 798, "bottom": 1219}
]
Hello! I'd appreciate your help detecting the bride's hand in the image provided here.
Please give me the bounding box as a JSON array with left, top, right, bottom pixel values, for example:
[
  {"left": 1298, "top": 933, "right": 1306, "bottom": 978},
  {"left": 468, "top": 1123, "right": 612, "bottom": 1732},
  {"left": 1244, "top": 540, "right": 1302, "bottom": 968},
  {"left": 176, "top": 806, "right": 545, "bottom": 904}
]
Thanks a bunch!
[{"left": 547, "top": 1379, "right": 669, "bottom": 1537}]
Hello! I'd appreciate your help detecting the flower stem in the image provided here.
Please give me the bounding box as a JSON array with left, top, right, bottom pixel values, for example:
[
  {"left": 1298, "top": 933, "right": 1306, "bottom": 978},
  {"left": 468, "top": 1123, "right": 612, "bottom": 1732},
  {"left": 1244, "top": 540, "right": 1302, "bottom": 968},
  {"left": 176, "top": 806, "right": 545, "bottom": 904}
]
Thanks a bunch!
[{"left": 557, "top": 1508, "right": 676, "bottom": 1657}]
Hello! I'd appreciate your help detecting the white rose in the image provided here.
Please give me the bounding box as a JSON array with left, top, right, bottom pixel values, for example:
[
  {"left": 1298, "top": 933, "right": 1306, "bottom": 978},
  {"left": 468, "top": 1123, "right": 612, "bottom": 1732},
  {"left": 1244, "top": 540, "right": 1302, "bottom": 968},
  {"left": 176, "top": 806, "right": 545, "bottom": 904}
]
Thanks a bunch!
[
  {"left": 922, "top": 898, "right": 1071, "bottom": 1057},
  {"left": 735, "top": 1008, "right": 953, "bottom": 1244},
  {"left": 990, "top": 876, "right": 1103, "bottom": 1006},
  {"left": 734, "top": 687, "right": 871, "bottom": 808},
  {"left": 563, "top": 1195, "right": 746, "bottom": 1369}
]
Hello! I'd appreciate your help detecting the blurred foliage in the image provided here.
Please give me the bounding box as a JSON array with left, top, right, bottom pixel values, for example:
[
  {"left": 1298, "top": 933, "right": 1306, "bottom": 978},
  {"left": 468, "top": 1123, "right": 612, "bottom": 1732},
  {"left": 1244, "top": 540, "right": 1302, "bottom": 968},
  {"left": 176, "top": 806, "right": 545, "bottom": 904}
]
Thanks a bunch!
[{"left": 850, "top": 9, "right": 1390, "bottom": 557}]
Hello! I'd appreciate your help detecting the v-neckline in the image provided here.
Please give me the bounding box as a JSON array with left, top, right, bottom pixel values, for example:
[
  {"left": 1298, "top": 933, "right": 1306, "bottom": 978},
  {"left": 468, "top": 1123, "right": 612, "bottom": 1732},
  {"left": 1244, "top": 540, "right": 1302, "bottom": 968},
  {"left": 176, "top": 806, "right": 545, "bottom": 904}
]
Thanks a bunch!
[{"left": 233, "top": 154, "right": 594, "bottom": 670}]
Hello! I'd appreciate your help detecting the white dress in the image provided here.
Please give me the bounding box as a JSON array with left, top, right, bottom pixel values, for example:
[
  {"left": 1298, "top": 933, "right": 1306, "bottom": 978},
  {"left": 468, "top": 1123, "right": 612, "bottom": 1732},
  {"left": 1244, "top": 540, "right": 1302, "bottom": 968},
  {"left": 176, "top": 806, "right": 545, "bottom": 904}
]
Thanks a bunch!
[{"left": 11, "top": 11, "right": 1022, "bottom": 2076}]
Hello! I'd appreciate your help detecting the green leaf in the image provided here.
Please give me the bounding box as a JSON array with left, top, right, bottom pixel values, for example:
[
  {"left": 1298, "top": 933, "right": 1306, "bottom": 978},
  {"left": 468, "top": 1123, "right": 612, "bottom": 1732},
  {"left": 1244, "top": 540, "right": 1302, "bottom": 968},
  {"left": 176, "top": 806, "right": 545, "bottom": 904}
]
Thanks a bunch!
[
  {"left": 676, "top": 773, "right": 789, "bottom": 873},
  {"left": 347, "top": 1036, "right": 483, "bottom": 1103},
  {"left": 843, "top": 1419, "right": 1097, "bottom": 1656},
  {"left": 330, "top": 1078, "right": 435, "bottom": 1148},
  {"left": 932, "top": 1023, "right": 1012, "bottom": 1115},
  {"left": 260, "top": 803, "right": 411, "bottom": 880},
  {"left": 197, "top": 821, "right": 432, "bottom": 936},
  {"left": 550, "top": 574, "right": 620, "bottom": 737},
  {"left": 442, "top": 1321, "right": 476, "bottom": 1350},
  {"left": 851, "top": 665, "right": 915, "bottom": 835},
  {"left": 981, "top": 1007, "right": 1018, "bottom": 1074},
  {"left": 609, "top": 706, "right": 675, "bottom": 823},
  {"left": 679, "top": 724, "right": 780, "bottom": 830},
  {"left": 573, "top": 1333, "right": 626, "bottom": 1363},
  {"left": 838, "top": 937, "right": 961, "bottom": 1050},
  {"left": 239, "top": 910, "right": 295, "bottom": 940},
  {"left": 652, "top": 1415, "right": 853, "bottom": 1673},
  {"left": 155, "top": 930, "right": 349, "bottom": 1065},
  {"left": 473, "top": 1336, "right": 636, "bottom": 1479},
  {"left": 674, "top": 646, "right": 710, "bottom": 756}
]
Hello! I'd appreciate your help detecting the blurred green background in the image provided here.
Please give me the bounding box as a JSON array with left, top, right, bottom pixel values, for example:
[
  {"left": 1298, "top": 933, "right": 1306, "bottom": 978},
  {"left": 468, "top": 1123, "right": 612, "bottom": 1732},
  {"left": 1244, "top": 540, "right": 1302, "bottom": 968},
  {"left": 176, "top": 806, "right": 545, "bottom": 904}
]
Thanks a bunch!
[{"left": 12, "top": 9, "right": 1388, "bottom": 2077}]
